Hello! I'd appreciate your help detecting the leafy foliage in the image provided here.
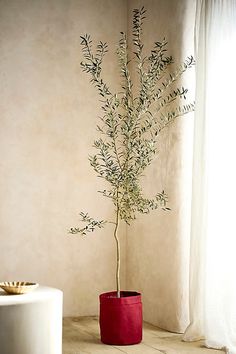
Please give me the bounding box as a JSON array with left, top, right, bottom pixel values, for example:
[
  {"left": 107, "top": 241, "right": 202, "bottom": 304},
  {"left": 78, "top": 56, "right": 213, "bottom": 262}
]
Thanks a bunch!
[
  {"left": 70, "top": 212, "right": 106, "bottom": 236},
  {"left": 70, "top": 7, "right": 194, "bottom": 235}
]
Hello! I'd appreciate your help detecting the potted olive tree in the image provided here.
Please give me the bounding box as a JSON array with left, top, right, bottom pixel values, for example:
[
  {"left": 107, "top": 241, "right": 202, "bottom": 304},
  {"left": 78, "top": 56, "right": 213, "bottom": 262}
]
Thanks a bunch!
[{"left": 70, "top": 7, "right": 194, "bottom": 346}]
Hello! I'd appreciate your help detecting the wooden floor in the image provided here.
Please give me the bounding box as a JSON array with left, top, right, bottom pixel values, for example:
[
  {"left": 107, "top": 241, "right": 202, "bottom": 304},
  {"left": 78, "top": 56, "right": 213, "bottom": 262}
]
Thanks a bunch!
[{"left": 63, "top": 317, "right": 224, "bottom": 354}]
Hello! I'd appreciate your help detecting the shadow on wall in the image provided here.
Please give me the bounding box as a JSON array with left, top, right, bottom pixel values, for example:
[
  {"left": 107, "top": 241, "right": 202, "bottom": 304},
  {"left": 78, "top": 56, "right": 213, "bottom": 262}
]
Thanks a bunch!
[{"left": 126, "top": 0, "right": 195, "bottom": 333}]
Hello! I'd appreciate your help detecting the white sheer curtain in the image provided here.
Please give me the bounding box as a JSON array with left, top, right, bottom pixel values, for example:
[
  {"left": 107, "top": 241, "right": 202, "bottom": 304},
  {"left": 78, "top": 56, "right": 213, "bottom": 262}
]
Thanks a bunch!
[{"left": 184, "top": 0, "right": 236, "bottom": 353}]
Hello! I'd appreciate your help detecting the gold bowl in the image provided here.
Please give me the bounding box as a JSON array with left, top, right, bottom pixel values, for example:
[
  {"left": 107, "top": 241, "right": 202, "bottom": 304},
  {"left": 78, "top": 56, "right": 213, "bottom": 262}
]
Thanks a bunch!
[{"left": 0, "top": 282, "right": 39, "bottom": 295}]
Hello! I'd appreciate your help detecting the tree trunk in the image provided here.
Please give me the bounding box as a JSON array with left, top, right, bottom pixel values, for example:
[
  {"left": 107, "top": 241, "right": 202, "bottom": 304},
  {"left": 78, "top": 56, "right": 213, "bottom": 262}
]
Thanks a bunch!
[{"left": 113, "top": 207, "right": 120, "bottom": 298}]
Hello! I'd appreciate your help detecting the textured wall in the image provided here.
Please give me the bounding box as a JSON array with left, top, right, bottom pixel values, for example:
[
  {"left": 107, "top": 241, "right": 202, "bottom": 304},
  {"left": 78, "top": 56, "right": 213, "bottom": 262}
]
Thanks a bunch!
[
  {"left": 0, "top": 0, "right": 195, "bottom": 329},
  {"left": 0, "top": 0, "right": 127, "bottom": 316},
  {"left": 126, "top": 0, "right": 195, "bottom": 333}
]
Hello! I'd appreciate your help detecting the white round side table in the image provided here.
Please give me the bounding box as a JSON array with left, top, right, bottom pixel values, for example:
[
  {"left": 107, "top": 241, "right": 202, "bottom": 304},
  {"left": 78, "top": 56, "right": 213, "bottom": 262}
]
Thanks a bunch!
[{"left": 0, "top": 285, "right": 63, "bottom": 354}]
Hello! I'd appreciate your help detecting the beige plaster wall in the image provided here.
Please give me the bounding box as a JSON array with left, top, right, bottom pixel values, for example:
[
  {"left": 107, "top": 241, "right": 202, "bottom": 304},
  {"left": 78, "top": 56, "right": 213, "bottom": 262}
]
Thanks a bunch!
[
  {"left": 126, "top": 0, "right": 195, "bottom": 333},
  {"left": 0, "top": 0, "right": 195, "bottom": 328},
  {"left": 0, "top": 0, "right": 127, "bottom": 316}
]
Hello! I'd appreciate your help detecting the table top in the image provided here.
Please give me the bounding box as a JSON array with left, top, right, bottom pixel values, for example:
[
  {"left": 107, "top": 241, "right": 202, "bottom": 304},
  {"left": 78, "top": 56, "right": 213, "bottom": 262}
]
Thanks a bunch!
[{"left": 0, "top": 286, "right": 62, "bottom": 306}]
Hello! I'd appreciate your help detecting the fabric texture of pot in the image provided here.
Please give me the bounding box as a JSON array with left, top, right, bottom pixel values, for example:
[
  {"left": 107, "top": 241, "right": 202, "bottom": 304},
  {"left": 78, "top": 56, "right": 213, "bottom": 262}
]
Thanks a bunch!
[{"left": 99, "top": 291, "right": 142, "bottom": 345}]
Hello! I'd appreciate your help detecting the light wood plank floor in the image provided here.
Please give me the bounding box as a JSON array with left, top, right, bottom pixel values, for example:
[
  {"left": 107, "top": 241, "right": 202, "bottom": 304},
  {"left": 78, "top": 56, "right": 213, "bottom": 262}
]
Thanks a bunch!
[{"left": 63, "top": 317, "right": 224, "bottom": 354}]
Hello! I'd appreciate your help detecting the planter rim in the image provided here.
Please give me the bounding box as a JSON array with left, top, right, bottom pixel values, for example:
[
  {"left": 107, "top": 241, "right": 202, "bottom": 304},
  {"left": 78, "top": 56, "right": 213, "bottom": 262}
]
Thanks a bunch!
[{"left": 100, "top": 291, "right": 141, "bottom": 305}]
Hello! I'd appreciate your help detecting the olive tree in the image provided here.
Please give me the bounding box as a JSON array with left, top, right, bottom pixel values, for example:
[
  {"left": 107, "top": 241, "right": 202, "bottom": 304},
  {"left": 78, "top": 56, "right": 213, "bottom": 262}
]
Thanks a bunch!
[{"left": 70, "top": 7, "right": 194, "bottom": 298}]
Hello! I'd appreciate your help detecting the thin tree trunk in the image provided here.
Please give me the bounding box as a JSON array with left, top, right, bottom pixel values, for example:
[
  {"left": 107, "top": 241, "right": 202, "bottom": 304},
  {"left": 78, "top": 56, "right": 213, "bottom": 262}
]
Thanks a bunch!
[{"left": 113, "top": 207, "right": 120, "bottom": 298}]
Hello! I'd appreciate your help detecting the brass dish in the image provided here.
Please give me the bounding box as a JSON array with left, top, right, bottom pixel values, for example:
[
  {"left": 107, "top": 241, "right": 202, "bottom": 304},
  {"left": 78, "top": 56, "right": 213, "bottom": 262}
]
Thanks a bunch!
[{"left": 0, "top": 281, "right": 39, "bottom": 295}]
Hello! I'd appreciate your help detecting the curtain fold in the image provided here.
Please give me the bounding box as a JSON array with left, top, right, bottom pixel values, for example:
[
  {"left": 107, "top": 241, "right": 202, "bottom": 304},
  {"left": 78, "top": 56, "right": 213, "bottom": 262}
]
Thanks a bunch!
[{"left": 184, "top": 0, "right": 236, "bottom": 353}]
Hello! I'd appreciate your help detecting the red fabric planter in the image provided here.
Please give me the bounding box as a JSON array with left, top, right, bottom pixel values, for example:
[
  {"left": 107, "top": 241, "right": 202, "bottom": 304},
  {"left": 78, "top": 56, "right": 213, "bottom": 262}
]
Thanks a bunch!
[{"left": 99, "top": 291, "right": 142, "bottom": 345}]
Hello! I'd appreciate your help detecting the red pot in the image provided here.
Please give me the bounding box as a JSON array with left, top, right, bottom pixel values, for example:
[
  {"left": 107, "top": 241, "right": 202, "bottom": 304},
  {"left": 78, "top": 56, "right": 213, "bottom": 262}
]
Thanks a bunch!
[{"left": 99, "top": 291, "right": 142, "bottom": 345}]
